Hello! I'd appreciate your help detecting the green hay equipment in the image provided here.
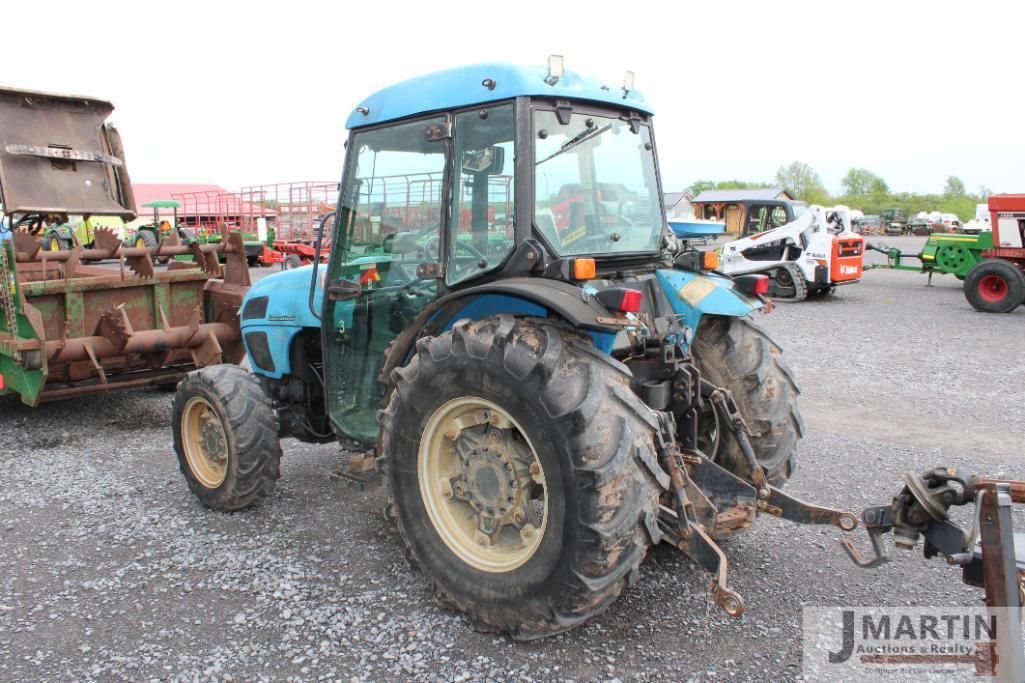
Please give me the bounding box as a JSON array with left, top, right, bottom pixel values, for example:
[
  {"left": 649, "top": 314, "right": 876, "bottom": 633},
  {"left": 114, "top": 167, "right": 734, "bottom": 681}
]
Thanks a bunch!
[{"left": 866, "top": 232, "right": 992, "bottom": 283}]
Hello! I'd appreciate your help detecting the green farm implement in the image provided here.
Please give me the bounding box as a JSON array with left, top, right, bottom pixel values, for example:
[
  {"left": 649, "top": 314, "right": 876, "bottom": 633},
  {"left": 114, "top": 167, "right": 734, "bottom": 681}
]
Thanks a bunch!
[
  {"left": 0, "top": 87, "right": 250, "bottom": 404},
  {"left": 866, "top": 232, "right": 991, "bottom": 283},
  {"left": 867, "top": 194, "right": 1025, "bottom": 313}
]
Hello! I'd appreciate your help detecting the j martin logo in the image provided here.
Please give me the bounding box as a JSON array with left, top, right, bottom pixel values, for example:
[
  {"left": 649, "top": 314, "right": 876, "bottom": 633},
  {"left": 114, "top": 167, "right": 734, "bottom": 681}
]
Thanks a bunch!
[{"left": 803, "top": 607, "right": 1022, "bottom": 681}]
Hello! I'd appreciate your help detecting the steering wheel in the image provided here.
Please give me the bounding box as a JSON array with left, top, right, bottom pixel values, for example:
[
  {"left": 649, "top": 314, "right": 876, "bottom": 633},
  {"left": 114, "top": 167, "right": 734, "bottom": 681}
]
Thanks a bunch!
[
  {"left": 571, "top": 213, "right": 639, "bottom": 253},
  {"left": 423, "top": 234, "right": 487, "bottom": 262}
]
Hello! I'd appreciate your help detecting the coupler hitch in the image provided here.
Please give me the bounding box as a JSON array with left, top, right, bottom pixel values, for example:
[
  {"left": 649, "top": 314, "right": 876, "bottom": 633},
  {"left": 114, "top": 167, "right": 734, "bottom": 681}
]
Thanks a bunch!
[
  {"left": 651, "top": 402, "right": 857, "bottom": 618},
  {"left": 840, "top": 468, "right": 1025, "bottom": 680}
]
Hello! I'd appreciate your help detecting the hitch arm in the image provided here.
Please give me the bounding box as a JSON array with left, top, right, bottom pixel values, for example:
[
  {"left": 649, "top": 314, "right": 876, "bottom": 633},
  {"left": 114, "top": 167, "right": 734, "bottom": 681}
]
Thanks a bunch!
[
  {"left": 663, "top": 509, "right": 745, "bottom": 617},
  {"left": 689, "top": 523, "right": 745, "bottom": 617},
  {"left": 759, "top": 486, "right": 859, "bottom": 532}
]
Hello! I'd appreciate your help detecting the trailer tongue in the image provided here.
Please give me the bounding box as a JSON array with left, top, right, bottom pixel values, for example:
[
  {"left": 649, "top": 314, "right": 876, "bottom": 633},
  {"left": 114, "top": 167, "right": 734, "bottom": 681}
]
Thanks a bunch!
[{"left": 0, "top": 86, "right": 249, "bottom": 405}]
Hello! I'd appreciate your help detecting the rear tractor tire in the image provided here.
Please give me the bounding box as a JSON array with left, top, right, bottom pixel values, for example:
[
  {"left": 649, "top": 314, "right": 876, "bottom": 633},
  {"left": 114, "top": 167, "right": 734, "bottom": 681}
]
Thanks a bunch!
[
  {"left": 963, "top": 259, "right": 1025, "bottom": 313},
  {"left": 172, "top": 364, "right": 282, "bottom": 511},
  {"left": 692, "top": 315, "right": 803, "bottom": 486},
  {"left": 380, "top": 316, "right": 661, "bottom": 639}
]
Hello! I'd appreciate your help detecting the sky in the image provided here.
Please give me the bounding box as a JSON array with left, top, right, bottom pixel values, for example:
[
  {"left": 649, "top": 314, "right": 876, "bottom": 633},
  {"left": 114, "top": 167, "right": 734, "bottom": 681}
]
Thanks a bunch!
[{"left": 3, "top": 0, "right": 1022, "bottom": 197}]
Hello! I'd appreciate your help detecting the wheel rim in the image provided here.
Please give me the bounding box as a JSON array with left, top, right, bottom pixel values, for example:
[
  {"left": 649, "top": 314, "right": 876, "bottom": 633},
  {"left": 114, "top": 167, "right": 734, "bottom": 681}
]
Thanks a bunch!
[
  {"left": 136, "top": 236, "right": 146, "bottom": 249},
  {"left": 978, "top": 274, "right": 1009, "bottom": 303},
  {"left": 49, "top": 237, "right": 59, "bottom": 251},
  {"left": 180, "top": 396, "right": 229, "bottom": 489},
  {"left": 418, "top": 396, "right": 547, "bottom": 573}
]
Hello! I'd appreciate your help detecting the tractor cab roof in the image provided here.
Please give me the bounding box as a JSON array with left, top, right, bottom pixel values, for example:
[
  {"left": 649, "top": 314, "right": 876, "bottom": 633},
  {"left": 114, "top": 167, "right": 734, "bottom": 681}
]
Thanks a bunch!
[{"left": 346, "top": 62, "right": 653, "bottom": 129}]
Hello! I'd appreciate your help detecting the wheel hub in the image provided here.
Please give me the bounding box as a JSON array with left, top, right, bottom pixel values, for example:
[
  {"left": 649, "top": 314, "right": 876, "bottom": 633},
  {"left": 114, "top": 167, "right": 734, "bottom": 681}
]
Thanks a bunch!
[
  {"left": 200, "top": 414, "right": 227, "bottom": 462},
  {"left": 450, "top": 427, "right": 541, "bottom": 540}
]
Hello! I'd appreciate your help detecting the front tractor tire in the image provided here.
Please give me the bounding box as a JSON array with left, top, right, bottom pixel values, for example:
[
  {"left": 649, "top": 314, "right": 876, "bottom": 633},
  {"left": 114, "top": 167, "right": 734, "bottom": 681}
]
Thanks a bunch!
[
  {"left": 172, "top": 365, "right": 282, "bottom": 511},
  {"left": 963, "top": 259, "right": 1025, "bottom": 313},
  {"left": 692, "top": 316, "right": 803, "bottom": 486},
  {"left": 380, "top": 317, "right": 661, "bottom": 639}
]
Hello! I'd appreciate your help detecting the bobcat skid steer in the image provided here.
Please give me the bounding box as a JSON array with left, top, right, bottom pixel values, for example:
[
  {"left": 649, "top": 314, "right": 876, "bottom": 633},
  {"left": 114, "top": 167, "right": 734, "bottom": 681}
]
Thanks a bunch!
[{"left": 719, "top": 205, "right": 864, "bottom": 301}]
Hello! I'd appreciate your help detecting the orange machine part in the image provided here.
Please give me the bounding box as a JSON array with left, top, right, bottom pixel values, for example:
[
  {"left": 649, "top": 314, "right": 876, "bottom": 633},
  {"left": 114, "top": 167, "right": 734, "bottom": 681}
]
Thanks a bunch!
[{"left": 831, "top": 235, "right": 864, "bottom": 282}]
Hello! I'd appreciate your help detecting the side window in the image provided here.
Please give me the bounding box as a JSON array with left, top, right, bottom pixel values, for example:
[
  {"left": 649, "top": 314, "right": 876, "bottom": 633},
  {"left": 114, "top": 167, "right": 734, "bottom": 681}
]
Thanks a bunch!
[
  {"left": 339, "top": 116, "right": 448, "bottom": 285},
  {"left": 447, "top": 105, "right": 515, "bottom": 285},
  {"left": 746, "top": 205, "right": 768, "bottom": 232}
]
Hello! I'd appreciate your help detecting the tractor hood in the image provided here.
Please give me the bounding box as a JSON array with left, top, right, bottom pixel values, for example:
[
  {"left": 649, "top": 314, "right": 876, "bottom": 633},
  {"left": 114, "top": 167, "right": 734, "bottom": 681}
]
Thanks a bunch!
[
  {"left": 242, "top": 265, "right": 323, "bottom": 330},
  {"left": 0, "top": 87, "right": 136, "bottom": 219}
]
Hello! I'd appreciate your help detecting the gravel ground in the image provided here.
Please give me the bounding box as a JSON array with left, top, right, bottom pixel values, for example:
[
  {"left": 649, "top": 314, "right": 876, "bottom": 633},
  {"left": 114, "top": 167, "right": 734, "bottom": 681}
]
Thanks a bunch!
[{"left": 1, "top": 238, "right": 1022, "bottom": 681}]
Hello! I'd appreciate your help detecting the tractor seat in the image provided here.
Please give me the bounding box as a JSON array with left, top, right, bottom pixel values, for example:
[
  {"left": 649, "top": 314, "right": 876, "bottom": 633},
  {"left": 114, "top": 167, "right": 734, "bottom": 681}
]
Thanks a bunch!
[{"left": 384, "top": 231, "right": 419, "bottom": 255}]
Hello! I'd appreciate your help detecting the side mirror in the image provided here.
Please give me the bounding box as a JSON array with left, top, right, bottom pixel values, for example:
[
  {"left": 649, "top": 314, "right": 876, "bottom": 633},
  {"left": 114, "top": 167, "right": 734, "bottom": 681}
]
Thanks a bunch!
[{"left": 462, "top": 146, "right": 504, "bottom": 175}]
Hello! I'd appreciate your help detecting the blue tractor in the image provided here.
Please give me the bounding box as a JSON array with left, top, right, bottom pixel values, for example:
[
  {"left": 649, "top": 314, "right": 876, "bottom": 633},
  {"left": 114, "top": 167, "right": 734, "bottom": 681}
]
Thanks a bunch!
[{"left": 172, "top": 59, "right": 855, "bottom": 638}]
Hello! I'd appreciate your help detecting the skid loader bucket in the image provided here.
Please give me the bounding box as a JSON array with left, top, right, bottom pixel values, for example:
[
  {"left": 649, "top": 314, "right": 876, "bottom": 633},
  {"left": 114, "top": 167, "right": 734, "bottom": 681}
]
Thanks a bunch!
[{"left": 0, "top": 87, "right": 250, "bottom": 404}]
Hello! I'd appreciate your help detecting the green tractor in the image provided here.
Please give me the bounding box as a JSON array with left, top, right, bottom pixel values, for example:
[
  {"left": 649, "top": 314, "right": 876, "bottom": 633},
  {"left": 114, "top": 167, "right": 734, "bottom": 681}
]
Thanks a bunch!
[
  {"left": 123, "top": 199, "right": 187, "bottom": 262},
  {"left": 171, "top": 60, "right": 856, "bottom": 638}
]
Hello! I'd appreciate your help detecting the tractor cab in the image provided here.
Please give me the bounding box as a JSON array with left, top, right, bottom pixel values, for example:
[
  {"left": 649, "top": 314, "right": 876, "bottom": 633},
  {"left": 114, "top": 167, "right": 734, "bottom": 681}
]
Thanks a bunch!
[{"left": 319, "top": 61, "right": 667, "bottom": 442}]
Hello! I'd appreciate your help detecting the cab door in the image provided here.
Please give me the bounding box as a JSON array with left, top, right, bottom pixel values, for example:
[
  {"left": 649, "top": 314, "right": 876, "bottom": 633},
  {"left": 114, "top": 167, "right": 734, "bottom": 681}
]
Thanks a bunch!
[{"left": 321, "top": 115, "right": 450, "bottom": 444}]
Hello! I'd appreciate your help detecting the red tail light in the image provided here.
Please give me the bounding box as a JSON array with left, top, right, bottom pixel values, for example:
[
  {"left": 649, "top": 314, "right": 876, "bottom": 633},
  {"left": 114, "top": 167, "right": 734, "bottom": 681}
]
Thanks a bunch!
[
  {"left": 595, "top": 286, "right": 644, "bottom": 313},
  {"left": 733, "top": 274, "right": 770, "bottom": 296},
  {"left": 620, "top": 289, "right": 643, "bottom": 312}
]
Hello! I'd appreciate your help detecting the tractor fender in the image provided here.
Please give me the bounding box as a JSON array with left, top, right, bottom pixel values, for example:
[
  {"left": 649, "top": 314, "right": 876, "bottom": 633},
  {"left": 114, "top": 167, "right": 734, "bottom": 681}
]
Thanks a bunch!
[
  {"left": 380, "top": 278, "right": 625, "bottom": 386},
  {"left": 239, "top": 265, "right": 324, "bottom": 378},
  {"left": 655, "top": 269, "right": 764, "bottom": 347},
  {"left": 431, "top": 278, "right": 625, "bottom": 333}
]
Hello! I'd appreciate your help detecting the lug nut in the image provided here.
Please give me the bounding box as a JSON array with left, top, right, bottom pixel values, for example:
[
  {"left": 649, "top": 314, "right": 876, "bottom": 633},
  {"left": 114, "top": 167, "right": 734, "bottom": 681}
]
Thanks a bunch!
[
  {"left": 529, "top": 463, "right": 541, "bottom": 475},
  {"left": 474, "top": 531, "right": 490, "bottom": 546},
  {"left": 513, "top": 510, "right": 525, "bottom": 525}
]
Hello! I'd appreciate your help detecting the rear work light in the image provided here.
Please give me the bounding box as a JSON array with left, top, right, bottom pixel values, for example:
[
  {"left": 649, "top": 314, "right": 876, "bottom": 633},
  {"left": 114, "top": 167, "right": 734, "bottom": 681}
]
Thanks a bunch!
[{"left": 596, "top": 286, "right": 644, "bottom": 313}]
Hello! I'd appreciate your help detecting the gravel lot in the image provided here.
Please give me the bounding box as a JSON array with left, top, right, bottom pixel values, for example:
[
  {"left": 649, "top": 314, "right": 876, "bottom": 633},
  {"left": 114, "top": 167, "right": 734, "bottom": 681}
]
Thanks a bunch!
[{"left": 1, "top": 236, "right": 1022, "bottom": 681}]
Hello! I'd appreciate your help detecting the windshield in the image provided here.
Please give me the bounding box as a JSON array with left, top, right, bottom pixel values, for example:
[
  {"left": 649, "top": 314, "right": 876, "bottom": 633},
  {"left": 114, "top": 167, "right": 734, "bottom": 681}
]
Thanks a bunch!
[{"left": 534, "top": 110, "right": 662, "bottom": 256}]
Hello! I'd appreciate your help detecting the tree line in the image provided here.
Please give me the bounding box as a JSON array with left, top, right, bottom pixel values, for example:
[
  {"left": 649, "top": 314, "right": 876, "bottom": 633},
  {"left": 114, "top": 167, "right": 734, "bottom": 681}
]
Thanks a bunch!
[{"left": 687, "top": 162, "right": 991, "bottom": 221}]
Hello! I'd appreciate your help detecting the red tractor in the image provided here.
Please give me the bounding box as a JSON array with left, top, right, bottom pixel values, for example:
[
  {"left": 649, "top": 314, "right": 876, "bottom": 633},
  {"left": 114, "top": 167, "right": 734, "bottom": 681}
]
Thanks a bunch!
[{"left": 964, "top": 194, "right": 1025, "bottom": 313}]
